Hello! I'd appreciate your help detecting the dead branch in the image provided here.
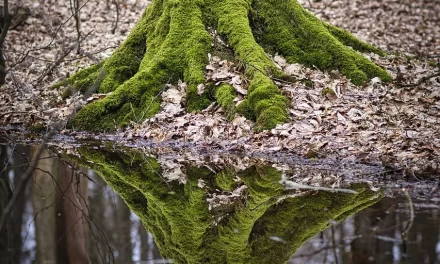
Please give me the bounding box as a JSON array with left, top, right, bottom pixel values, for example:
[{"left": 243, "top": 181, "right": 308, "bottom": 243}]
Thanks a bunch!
[{"left": 111, "top": 0, "right": 120, "bottom": 34}]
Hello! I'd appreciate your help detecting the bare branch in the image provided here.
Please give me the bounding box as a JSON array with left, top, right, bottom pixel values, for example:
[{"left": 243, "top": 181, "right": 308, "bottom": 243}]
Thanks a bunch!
[{"left": 0, "top": 131, "right": 53, "bottom": 231}]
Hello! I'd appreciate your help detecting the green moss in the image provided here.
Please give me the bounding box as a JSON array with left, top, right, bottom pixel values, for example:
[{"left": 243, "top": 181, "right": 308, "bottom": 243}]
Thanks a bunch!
[
  {"left": 214, "top": 83, "right": 236, "bottom": 118},
  {"left": 29, "top": 123, "right": 46, "bottom": 133},
  {"left": 210, "top": 0, "right": 290, "bottom": 131},
  {"left": 428, "top": 60, "right": 438, "bottom": 67},
  {"left": 67, "top": 0, "right": 212, "bottom": 131},
  {"left": 321, "top": 87, "right": 336, "bottom": 96},
  {"left": 302, "top": 78, "right": 313, "bottom": 88},
  {"left": 256, "top": 106, "right": 289, "bottom": 130},
  {"left": 236, "top": 99, "right": 254, "bottom": 120},
  {"left": 187, "top": 84, "right": 213, "bottom": 112},
  {"left": 53, "top": 63, "right": 103, "bottom": 99},
  {"left": 248, "top": 185, "right": 383, "bottom": 263},
  {"left": 324, "top": 23, "right": 385, "bottom": 56},
  {"left": 214, "top": 170, "right": 237, "bottom": 191},
  {"left": 250, "top": 0, "right": 391, "bottom": 85}
]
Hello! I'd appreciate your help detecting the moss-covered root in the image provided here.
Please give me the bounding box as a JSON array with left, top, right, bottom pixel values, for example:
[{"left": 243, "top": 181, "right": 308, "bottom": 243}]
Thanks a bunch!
[
  {"left": 214, "top": 83, "right": 237, "bottom": 119},
  {"left": 67, "top": 0, "right": 212, "bottom": 131},
  {"left": 251, "top": 0, "right": 391, "bottom": 85},
  {"left": 213, "top": 0, "right": 290, "bottom": 130}
]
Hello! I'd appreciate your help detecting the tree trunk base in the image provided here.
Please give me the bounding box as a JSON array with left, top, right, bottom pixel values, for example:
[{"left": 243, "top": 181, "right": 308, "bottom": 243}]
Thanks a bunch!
[{"left": 57, "top": 0, "right": 391, "bottom": 132}]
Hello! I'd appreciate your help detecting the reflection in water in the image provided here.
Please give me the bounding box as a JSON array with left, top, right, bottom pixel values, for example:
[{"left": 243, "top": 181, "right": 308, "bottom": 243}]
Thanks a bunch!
[
  {"left": 69, "top": 146, "right": 381, "bottom": 264},
  {"left": 1, "top": 142, "right": 439, "bottom": 264}
]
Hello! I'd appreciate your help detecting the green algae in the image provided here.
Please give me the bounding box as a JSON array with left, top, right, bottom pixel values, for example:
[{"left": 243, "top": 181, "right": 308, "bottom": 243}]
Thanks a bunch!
[
  {"left": 67, "top": 146, "right": 383, "bottom": 264},
  {"left": 60, "top": 0, "right": 391, "bottom": 132}
]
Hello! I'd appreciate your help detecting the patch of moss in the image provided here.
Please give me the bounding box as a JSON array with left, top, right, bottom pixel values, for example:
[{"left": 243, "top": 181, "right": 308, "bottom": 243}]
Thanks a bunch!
[
  {"left": 321, "top": 87, "right": 336, "bottom": 96},
  {"left": 214, "top": 83, "right": 236, "bottom": 118},
  {"left": 250, "top": 0, "right": 391, "bottom": 85},
  {"left": 187, "top": 84, "right": 214, "bottom": 112},
  {"left": 29, "top": 123, "right": 46, "bottom": 133},
  {"left": 214, "top": 170, "right": 237, "bottom": 191},
  {"left": 428, "top": 60, "right": 438, "bottom": 68},
  {"left": 53, "top": 63, "right": 104, "bottom": 99},
  {"left": 248, "top": 184, "right": 383, "bottom": 263},
  {"left": 211, "top": 0, "right": 290, "bottom": 131}
]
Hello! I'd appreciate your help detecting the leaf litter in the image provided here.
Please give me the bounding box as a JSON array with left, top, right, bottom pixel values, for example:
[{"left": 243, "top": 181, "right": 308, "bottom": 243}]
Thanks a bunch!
[{"left": 0, "top": 0, "right": 439, "bottom": 178}]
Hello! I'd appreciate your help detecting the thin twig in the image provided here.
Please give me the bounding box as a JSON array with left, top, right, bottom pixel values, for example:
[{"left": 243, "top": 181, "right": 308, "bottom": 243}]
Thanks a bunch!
[
  {"left": 111, "top": 0, "right": 120, "bottom": 34},
  {"left": 246, "top": 62, "right": 296, "bottom": 85},
  {"left": 139, "top": 75, "right": 173, "bottom": 122},
  {"left": 330, "top": 225, "right": 339, "bottom": 264},
  {"left": 0, "top": 131, "right": 53, "bottom": 231},
  {"left": 35, "top": 30, "right": 94, "bottom": 84},
  {"left": 397, "top": 72, "right": 440, "bottom": 87},
  {"left": 401, "top": 189, "right": 414, "bottom": 239}
]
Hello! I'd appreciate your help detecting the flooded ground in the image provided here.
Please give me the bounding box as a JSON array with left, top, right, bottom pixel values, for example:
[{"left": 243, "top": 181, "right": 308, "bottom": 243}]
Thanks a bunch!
[{"left": 1, "top": 138, "right": 439, "bottom": 264}]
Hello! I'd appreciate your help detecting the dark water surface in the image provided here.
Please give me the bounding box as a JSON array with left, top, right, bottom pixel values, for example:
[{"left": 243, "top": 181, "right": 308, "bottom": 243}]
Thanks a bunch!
[{"left": 1, "top": 141, "right": 439, "bottom": 264}]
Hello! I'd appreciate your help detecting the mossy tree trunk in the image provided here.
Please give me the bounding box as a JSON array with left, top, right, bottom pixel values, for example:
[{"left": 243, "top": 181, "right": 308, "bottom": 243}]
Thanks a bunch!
[{"left": 60, "top": 0, "right": 391, "bottom": 132}]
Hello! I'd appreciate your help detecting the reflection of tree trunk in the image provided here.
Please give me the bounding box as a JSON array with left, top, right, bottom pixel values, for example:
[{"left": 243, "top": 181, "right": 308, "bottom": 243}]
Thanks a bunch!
[
  {"left": 0, "top": 143, "right": 13, "bottom": 263},
  {"left": 86, "top": 171, "right": 108, "bottom": 264},
  {"left": 0, "top": 144, "right": 31, "bottom": 264},
  {"left": 115, "top": 196, "right": 133, "bottom": 264},
  {"left": 9, "top": 145, "right": 31, "bottom": 263},
  {"left": 139, "top": 225, "right": 161, "bottom": 262},
  {"left": 139, "top": 223, "right": 149, "bottom": 261},
  {"left": 86, "top": 172, "right": 133, "bottom": 264},
  {"left": 55, "top": 159, "right": 90, "bottom": 264},
  {"left": 32, "top": 148, "right": 57, "bottom": 264},
  {"left": 350, "top": 198, "right": 396, "bottom": 263}
]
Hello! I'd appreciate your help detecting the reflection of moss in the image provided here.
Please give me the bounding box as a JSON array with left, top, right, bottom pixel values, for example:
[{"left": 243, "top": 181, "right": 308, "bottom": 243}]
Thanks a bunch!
[
  {"left": 214, "top": 170, "right": 237, "bottom": 191},
  {"left": 69, "top": 146, "right": 382, "bottom": 264},
  {"left": 248, "top": 184, "right": 383, "bottom": 263},
  {"left": 73, "top": 147, "right": 213, "bottom": 263}
]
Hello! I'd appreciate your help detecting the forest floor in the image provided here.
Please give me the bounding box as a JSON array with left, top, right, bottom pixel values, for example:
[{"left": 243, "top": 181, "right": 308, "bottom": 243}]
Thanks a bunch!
[{"left": 0, "top": 0, "right": 439, "bottom": 178}]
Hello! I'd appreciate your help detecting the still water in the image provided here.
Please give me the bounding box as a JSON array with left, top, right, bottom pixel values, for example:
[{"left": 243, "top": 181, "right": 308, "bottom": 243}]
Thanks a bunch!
[{"left": 1, "top": 140, "right": 439, "bottom": 264}]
